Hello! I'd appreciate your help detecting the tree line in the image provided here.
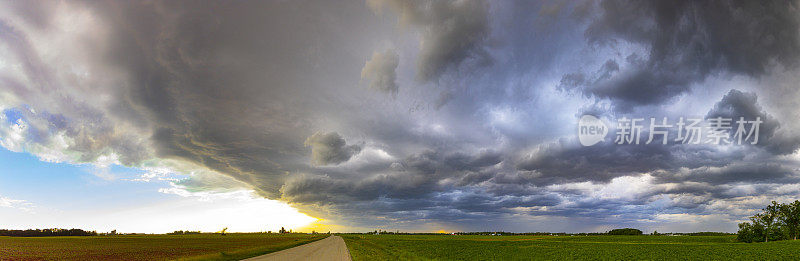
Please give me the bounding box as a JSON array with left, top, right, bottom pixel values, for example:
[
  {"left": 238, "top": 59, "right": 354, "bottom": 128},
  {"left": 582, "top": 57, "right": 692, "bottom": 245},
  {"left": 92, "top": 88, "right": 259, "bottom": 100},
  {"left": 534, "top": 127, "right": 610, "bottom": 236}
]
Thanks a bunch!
[
  {"left": 0, "top": 228, "right": 97, "bottom": 237},
  {"left": 608, "top": 228, "right": 643, "bottom": 235},
  {"left": 738, "top": 200, "right": 800, "bottom": 243},
  {"left": 166, "top": 230, "right": 201, "bottom": 235}
]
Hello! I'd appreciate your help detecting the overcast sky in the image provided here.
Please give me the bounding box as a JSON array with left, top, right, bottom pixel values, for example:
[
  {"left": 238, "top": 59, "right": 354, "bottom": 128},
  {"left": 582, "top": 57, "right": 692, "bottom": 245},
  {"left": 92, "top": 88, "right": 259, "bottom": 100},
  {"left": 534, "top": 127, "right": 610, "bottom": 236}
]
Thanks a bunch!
[{"left": 2, "top": 0, "right": 800, "bottom": 233}]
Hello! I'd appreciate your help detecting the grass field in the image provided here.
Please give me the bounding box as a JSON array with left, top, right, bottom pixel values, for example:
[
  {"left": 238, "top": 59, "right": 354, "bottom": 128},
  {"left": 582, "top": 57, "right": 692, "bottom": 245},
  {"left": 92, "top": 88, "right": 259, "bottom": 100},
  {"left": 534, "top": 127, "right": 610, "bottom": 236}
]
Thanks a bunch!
[
  {"left": 342, "top": 234, "right": 800, "bottom": 260},
  {"left": 0, "top": 233, "right": 326, "bottom": 261}
]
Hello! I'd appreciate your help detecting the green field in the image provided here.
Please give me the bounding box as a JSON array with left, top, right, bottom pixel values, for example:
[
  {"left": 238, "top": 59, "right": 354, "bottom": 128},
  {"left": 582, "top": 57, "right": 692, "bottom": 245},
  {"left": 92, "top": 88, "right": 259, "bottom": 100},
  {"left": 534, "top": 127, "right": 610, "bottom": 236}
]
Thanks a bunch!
[
  {"left": 0, "top": 233, "right": 326, "bottom": 260},
  {"left": 342, "top": 234, "right": 800, "bottom": 260}
]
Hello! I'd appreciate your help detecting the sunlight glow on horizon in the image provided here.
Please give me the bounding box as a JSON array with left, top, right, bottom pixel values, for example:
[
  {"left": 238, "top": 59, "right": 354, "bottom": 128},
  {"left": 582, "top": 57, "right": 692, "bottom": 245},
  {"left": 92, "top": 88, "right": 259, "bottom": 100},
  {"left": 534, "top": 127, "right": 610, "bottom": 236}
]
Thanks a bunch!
[{"left": 0, "top": 188, "right": 318, "bottom": 234}]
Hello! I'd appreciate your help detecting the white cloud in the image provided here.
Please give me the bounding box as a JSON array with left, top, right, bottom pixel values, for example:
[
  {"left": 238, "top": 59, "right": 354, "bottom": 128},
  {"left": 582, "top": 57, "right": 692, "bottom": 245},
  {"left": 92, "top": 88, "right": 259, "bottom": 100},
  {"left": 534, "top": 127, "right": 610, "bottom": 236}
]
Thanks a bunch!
[
  {"left": 362, "top": 49, "right": 400, "bottom": 94},
  {"left": 0, "top": 195, "right": 35, "bottom": 213}
]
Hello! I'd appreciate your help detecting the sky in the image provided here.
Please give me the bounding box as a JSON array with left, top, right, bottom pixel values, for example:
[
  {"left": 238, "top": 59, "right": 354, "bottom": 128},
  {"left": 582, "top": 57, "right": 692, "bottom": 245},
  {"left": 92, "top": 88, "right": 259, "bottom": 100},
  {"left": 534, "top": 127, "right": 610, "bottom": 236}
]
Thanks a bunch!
[{"left": 1, "top": 0, "right": 800, "bottom": 233}]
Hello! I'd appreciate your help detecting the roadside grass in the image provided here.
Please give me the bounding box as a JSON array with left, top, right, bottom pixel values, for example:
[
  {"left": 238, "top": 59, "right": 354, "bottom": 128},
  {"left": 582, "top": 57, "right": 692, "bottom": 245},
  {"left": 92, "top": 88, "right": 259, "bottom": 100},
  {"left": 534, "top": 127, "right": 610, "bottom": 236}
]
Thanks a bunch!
[
  {"left": 0, "top": 233, "right": 326, "bottom": 261},
  {"left": 178, "top": 234, "right": 328, "bottom": 261},
  {"left": 342, "top": 234, "right": 800, "bottom": 260}
]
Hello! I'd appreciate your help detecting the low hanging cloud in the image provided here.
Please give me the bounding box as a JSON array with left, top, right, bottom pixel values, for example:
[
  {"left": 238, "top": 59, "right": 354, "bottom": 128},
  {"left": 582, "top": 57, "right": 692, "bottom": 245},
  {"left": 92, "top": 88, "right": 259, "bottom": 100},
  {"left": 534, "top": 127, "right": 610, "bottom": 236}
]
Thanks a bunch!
[
  {"left": 361, "top": 49, "right": 400, "bottom": 94},
  {"left": 304, "top": 132, "right": 362, "bottom": 166}
]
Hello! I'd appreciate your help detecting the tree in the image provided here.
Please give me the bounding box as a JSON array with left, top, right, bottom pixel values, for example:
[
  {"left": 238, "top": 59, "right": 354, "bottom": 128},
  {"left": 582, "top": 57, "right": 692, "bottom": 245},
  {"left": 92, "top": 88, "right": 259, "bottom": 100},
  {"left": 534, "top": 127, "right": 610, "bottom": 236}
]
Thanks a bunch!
[
  {"left": 779, "top": 200, "right": 800, "bottom": 240},
  {"left": 738, "top": 200, "right": 800, "bottom": 243},
  {"left": 608, "top": 228, "right": 643, "bottom": 235},
  {"left": 279, "top": 227, "right": 287, "bottom": 234},
  {"left": 758, "top": 202, "right": 781, "bottom": 242},
  {"left": 738, "top": 222, "right": 760, "bottom": 243}
]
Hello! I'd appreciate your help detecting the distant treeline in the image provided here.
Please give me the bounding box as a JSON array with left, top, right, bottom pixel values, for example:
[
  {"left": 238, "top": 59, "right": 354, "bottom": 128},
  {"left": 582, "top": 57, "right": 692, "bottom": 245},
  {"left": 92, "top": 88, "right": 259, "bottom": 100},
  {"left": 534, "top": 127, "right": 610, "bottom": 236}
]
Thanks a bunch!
[
  {"left": 166, "top": 230, "right": 202, "bottom": 235},
  {"left": 346, "top": 229, "right": 732, "bottom": 236},
  {"left": 452, "top": 232, "right": 605, "bottom": 236},
  {"left": 350, "top": 229, "right": 585, "bottom": 236},
  {"left": 608, "top": 228, "right": 642, "bottom": 235},
  {"left": 738, "top": 200, "right": 800, "bottom": 243},
  {"left": 669, "top": 232, "right": 733, "bottom": 236},
  {"left": 0, "top": 228, "right": 97, "bottom": 237}
]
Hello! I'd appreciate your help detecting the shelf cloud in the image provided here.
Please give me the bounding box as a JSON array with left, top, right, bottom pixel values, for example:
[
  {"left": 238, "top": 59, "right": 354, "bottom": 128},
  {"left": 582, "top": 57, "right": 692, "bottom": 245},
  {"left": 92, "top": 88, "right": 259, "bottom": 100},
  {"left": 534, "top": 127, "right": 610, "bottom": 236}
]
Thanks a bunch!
[{"left": 1, "top": 0, "right": 800, "bottom": 232}]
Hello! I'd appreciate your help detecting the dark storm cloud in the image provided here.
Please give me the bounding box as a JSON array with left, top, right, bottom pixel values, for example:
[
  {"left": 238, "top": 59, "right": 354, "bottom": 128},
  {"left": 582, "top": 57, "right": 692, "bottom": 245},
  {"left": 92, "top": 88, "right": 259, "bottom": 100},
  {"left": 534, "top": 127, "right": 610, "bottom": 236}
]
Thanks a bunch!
[
  {"left": 516, "top": 141, "right": 747, "bottom": 186},
  {"left": 706, "top": 90, "right": 778, "bottom": 142},
  {"left": 443, "top": 150, "right": 502, "bottom": 172},
  {"left": 656, "top": 163, "right": 800, "bottom": 187},
  {"left": 0, "top": 0, "right": 395, "bottom": 198},
  {"left": 706, "top": 89, "right": 800, "bottom": 154},
  {"left": 3, "top": 0, "right": 800, "bottom": 232},
  {"left": 369, "top": 0, "right": 491, "bottom": 82},
  {"left": 517, "top": 139, "right": 674, "bottom": 185},
  {"left": 565, "top": 0, "right": 800, "bottom": 110},
  {"left": 278, "top": 149, "right": 551, "bottom": 221},
  {"left": 304, "top": 132, "right": 362, "bottom": 166},
  {"left": 518, "top": 86, "right": 800, "bottom": 190},
  {"left": 282, "top": 150, "right": 500, "bottom": 205},
  {"left": 79, "top": 0, "right": 392, "bottom": 196}
]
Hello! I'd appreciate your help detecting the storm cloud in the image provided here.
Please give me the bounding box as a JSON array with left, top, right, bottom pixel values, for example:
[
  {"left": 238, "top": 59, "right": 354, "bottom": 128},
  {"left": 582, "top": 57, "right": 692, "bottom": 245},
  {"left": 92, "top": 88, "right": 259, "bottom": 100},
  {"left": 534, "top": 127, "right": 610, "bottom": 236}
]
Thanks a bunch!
[
  {"left": 1, "top": 0, "right": 800, "bottom": 232},
  {"left": 368, "top": 0, "right": 492, "bottom": 82},
  {"left": 305, "top": 132, "right": 362, "bottom": 166},
  {"left": 566, "top": 0, "right": 800, "bottom": 110}
]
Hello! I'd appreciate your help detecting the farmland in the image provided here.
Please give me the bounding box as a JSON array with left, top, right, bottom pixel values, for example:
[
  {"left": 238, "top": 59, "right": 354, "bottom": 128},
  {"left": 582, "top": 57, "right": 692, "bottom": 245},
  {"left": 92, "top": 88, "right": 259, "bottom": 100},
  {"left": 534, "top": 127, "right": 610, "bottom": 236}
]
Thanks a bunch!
[
  {"left": 342, "top": 234, "right": 800, "bottom": 260},
  {"left": 0, "top": 233, "right": 326, "bottom": 260},
  {"left": 6, "top": 233, "right": 800, "bottom": 260}
]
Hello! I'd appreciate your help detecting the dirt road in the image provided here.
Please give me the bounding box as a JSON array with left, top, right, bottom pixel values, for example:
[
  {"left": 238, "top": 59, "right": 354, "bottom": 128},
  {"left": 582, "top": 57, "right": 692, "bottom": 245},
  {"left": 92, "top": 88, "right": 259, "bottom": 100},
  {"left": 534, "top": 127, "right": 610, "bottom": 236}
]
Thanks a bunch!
[{"left": 242, "top": 235, "right": 351, "bottom": 261}]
